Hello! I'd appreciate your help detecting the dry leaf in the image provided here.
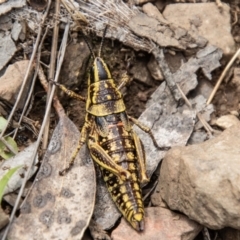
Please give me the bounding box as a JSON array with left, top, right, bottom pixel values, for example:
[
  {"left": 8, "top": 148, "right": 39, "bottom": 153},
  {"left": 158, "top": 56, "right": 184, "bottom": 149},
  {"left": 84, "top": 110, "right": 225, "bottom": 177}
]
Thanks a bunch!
[{"left": 8, "top": 115, "right": 96, "bottom": 240}]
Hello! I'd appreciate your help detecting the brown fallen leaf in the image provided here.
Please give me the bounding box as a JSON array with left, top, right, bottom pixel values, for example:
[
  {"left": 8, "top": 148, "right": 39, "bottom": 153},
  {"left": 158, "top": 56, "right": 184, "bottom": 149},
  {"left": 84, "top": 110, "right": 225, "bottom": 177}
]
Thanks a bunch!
[{"left": 7, "top": 114, "right": 96, "bottom": 240}]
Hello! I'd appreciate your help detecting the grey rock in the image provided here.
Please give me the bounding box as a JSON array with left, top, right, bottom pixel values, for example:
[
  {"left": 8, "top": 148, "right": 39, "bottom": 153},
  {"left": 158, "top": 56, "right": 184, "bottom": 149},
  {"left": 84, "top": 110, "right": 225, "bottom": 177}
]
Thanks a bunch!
[
  {"left": 0, "top": 34, "right": 17, "bottom": 71},
  {"left": 163, "top": 3, "right": 236, "bottom": 56},
  {"left": 0, "top": 0, "right": 26, "bottom": 16},
  {"left": 147, "top": 55, "right": 164, "bottom": 81},
  {"left": 59, "top": 38, "right": 90, "bottom": 88},
  {"left": 11, "top": 21, "right": 22, "bottom": 41},
  {"left": 130, "top": 60, "right": 155, "bottom": 86},
  {"left": 160, "top": 123, "right": 240, "bottom": 229},
  {"left": 0, "top": 60, "right": 33, "bottom": 109}
]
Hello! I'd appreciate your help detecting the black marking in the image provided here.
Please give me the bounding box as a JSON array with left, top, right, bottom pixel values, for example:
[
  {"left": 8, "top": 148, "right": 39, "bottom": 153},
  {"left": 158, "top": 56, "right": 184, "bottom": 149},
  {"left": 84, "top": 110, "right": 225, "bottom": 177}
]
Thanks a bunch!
[{"left": 96, "top": 58, "right": 109, "bottom": 80}]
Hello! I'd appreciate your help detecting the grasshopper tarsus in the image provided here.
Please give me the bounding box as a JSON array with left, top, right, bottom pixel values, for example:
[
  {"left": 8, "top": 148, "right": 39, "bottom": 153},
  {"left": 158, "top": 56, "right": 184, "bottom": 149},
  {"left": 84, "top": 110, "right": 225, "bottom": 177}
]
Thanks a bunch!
[{"left": 59, "top": 163, "right": 74, "bottom": 176}]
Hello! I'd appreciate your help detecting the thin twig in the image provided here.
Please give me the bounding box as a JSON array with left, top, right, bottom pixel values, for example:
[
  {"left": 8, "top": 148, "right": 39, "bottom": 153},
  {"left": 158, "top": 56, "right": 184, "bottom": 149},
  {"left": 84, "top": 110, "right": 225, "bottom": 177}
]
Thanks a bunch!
[
  {"left": 153, "top": 48, "right": 184, "bottom": 105},
  {"left": 207, "top": 48, "right": 240, "bottom": 105},
  {"left": 13, "top": 26, "right": 50, "bottom": 139},
  {"left": 1, "top": 2, "right": 53, "bottom": 239},
  {"left": 0, "top": 7, "right": 48, "bottom": 142},
  {"left": 0, "top": 138, "right": 18, "bottom": 155},
  {"left": 176, "top": 83, "right": 214, "bottom": 137},
  {"left": 42, "top": 0, "right": 60, "bottom": 151},
  {"left": 202, "top": 227, "right": 211, "bottom": 240}
]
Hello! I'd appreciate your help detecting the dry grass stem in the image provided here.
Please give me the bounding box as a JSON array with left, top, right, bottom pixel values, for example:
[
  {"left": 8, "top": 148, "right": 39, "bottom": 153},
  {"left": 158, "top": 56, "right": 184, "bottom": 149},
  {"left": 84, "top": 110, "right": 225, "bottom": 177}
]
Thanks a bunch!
[
  {"left": 42, "top": 0, "right": 60, "bottom": 150},
  {"left": 176, "top": 83, "right": 213, "bottom": 137},
  {"left": 2, "top": 2, "right": 53, "bottom": 239},
  {"left": 207, "top": 48, "right": 240, "bottom": 105}
]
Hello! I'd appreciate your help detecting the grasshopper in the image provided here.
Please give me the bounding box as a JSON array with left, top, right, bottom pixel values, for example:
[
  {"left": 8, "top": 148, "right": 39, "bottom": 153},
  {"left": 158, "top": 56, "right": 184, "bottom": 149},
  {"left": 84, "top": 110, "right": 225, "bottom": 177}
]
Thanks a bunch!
[{"left": 51, "top": 28, "right": 167, "bottom": 231}]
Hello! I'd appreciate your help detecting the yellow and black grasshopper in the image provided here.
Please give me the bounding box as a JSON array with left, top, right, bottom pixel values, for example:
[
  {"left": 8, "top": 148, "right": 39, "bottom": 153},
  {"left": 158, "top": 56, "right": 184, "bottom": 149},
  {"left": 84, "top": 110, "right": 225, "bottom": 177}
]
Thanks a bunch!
[{"left": 51, "top": 28, "right": 166, "bottom": 231}]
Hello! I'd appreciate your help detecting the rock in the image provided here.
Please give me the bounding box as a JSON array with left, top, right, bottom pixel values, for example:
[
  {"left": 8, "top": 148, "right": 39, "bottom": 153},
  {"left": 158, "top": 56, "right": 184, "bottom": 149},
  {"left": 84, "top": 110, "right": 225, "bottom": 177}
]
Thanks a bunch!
[
  {"left": 194, "top": 78, "right": 213, "bottom": 100},
  {"left": 142, "top": 3, "right": 169, "bottom": 24},
  {"left": 0, "top": 15, "right": 12, "bottom": 31},
  {"left": 160, "top": 123, "right": 240, "bottom": 229},
  {"left": 232, "top": 68, "right": 240, "bottom": 88},
  {"left": 11, "top": 21, "right": 22, "bottom": 41},
  {"left": 189, "top": 95, "right": 214, "bottom": 130},
  {"left": 0, "top": 60, "right": 33, "bottom": 109},
  {"left": 0, "top": 207, "right": 9, "bottom": 229},
  {"left": 155, "top": 0, "right": 169, "bottom": 12},
  {"left": 215, "top": 114, "right": 240, "bottom": 130},
  {"left": 147, "top": 55, "right": 164, "bottom": 81},
  {"left": 111, "top": 207, "right": 202, "bottom": 240},
  {"left": 163, "top": 3, "right": 236, "bottom": 56},
  {"left": 0, "top": 33, "right": 17, "bottom": 71},
  {"left": 134, "top": 0, "right": 155, "bottom": 5},
  {"left": 0, "top": 0, "right": 26, "bottom": 16},
  {"left": 59, "top": 37, "right": 90, "bottom": 88},
  {"left": 130, "top": 60, "right": 155, "bottom": 86},
  {"left": 187, "top": 131, "right": 207, "bottom": 145}
]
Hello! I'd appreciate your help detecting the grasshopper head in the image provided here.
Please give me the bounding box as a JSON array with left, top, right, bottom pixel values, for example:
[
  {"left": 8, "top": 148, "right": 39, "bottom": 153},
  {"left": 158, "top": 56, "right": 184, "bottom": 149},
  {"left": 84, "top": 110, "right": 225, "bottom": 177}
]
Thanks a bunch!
[{"left": 89, "top": 57, "right": 112, "bottom": 84}]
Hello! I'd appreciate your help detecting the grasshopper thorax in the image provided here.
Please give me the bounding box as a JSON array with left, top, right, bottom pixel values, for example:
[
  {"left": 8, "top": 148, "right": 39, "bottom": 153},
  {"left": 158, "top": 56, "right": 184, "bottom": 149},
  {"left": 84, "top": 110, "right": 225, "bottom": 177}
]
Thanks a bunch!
[{"left": 89, "top": 57, "right": 112, "bottom": 84}]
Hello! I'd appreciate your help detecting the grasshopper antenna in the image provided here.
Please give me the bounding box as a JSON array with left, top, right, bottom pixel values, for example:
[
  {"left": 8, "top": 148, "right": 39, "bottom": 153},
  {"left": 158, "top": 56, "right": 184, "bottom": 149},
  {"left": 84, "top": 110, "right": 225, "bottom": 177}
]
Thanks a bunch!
[
  {"left": 98, "top": 25, "right": 108, "bottom": 58},
  {"left": 82, "top": 34, "right": 95, "bottom": 59}
]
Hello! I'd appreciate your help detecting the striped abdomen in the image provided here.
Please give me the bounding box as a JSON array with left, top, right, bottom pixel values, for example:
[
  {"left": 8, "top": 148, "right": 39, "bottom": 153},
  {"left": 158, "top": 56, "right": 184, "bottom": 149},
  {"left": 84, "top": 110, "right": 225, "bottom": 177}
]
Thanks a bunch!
[{"left": 97, "top": 114, "right": 144, "bottom": 231}]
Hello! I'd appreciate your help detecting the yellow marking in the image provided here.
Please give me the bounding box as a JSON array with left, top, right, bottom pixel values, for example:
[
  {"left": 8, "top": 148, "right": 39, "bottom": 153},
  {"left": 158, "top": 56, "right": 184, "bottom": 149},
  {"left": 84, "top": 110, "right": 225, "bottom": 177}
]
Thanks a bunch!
[
  {"left": 135, "top": 192, "right": 141, "bottom": 199},
  {"left": 120, "top": 185, "right": 127, "bottom": 194},
  {"left": 122, "top": 194, "right": 129, "bottom": 202},
  {"left": 128, "top": 163, "right": 136, "bottom": 171},
  {"left": 125, "top": 201, "right": 132, "bottom": 209},
  {"left": 124, "top": 139, "right": 131, "bottom": 148},
  {"left": 127, "top": 152, "right": 134, "bottom": 160},
  {"left": 131, "top": 173, "right": 138, "bottom": 182},
  {"left": 133, "top": 213, "right": 143, "bottom": 221},
  {"left": 133, "top": 183, "right": 140, "bottom": 191},
  {"left": 104, "top": 176, "right": 109, "bottom": 181}
]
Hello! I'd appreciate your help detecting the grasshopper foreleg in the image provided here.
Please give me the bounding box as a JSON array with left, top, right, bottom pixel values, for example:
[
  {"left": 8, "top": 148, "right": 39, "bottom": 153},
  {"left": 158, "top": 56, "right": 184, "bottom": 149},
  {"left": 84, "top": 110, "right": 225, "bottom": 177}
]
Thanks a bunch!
[
  {"left": 49, "top": 80, "right": 86, "bottom": 102},
  {"left": 117, "top": 72, "right": 130, "bottom": 91},
  {"left": 88, "top": 143, "right": 132, "bottom": 181},
  {"left": 128, "top": 116, "right": 170, "bottom": 151}
]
